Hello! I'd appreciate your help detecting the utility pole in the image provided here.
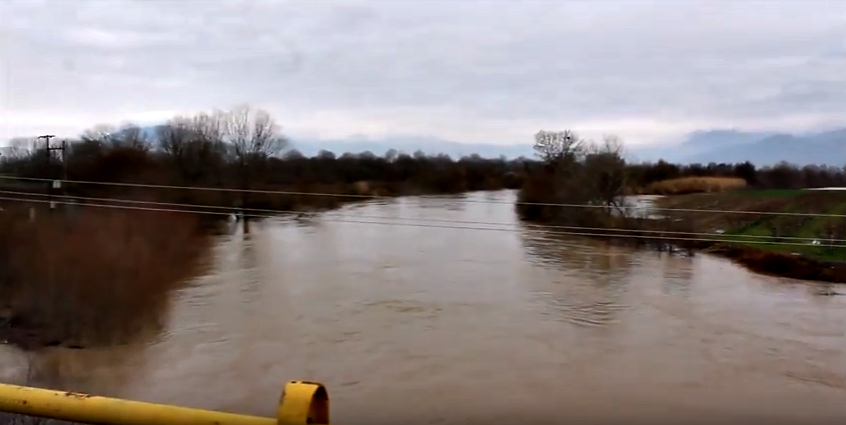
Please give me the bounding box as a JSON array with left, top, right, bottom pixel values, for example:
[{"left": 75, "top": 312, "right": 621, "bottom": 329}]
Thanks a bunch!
[
  {"left": 36, "top": 135, "right": 63, "bottom": 212},
  {"left": 47, "top": 140, "right": 68, "bottom": 211},
  {"left": 59, "top": 140, "right": 68, "bottom": 198}
]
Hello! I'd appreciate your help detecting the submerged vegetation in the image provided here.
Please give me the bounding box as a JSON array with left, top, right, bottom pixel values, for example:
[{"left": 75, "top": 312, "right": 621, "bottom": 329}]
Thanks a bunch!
[{"left": 0, "top": 208, "right": 207, "bottom": 350}]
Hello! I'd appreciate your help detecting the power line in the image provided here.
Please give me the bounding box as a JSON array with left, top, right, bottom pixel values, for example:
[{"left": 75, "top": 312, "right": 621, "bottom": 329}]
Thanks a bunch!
[
  {"left": 2, "top": 195, "right": 844, "bottom": 249},
  {"left": 0, "top": 174, "right": 844, "bottom": 218},
  {"left": 2, "top": 189, "right": 845, "bottom": 244}
]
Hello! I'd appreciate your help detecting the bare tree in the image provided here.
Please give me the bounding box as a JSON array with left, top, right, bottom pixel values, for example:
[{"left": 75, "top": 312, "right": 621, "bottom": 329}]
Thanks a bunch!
[
  {"left": 520, "top": 130, "right": 630, "bottom": 226},
  {"left": 0, "top": 138, "right": 37, "bottom": 179},
  {"left": 219, "top": 105, "right": 289, "bottom": 207},
  {"left": 222, "top": 104, "right": 288, "bottom": 165},
  {"left": 533, "top": 130, "right": 584, "bottom": 166},
  {"left": 157, "top": 112, "right": 227, "bottom": 185},
  {"left": 114, "top": 123, "right": 152, "bottom": 152},
  {"left": 157, "top": 118, "right": 191, "bottom": 157},
  {"left": 80, "top": 124, "right": 116, "bottom": 145},
  {"left": 583, "top": 134, "right": 628, "bottom": 214},
  {"left": 1, "top": 138, "right": 35, "bottom": 162},
  {"left": 77, "top": 123, "right": 149, "bottom": 152}
]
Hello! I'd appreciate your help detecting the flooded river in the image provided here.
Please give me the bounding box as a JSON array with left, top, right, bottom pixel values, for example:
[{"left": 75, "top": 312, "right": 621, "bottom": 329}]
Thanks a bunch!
[{"left": 1, "top": 190, "right": 845, "bottom": 424}]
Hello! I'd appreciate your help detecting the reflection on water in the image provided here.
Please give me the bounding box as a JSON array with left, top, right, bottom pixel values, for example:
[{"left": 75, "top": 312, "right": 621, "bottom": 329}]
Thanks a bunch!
[
  {"left": 2, "top": 190, "right": 845, "bottom": 424},
  {"left": 519, "top": 229, "right": 635, "bottom": 329},
  {"left": 620, "top": 194, "right": 666, "bottom": 218},
  {"left": 415, "top": 194, "right": 467, "bottom": 212}
]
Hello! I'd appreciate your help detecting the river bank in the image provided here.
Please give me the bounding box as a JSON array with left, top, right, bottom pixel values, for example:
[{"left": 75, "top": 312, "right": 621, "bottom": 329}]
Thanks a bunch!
[
  {"left": 0, "top": 206, "right": 210, "bottom": 352},
  {"left": 516, "top": 184, "right": 846, "bottom": 283},
  {"left": 655, "top": 189, "right": 846, "bottom": 283}
]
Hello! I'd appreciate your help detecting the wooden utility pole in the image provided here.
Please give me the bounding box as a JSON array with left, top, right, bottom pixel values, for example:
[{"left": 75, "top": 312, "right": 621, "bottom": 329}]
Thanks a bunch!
[
  {"left": 48, "top": 140, "right": 68, "bottom": 211},
  {"left": 37, "top": 135, "right": 66, "bottom": 211},
  {"left": 59, "top": 140, "right": 68, "bottom": 199},
  {"left": 36, "top": 135, "right": 56, "bottom": 211}
]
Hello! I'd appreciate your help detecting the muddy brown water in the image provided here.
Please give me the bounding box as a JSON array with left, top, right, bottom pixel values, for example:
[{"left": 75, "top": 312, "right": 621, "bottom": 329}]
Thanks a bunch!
[{"left": 1, "top": 190, "right": 845, "bottom": 424}]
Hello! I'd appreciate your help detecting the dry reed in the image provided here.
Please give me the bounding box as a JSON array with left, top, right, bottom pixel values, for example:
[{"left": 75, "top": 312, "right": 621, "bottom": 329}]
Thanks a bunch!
[
  {"left": 0, "top": 205, "right": 209, "bottom": 350},
  {"left": 643, "top": 177, "right": 747, "bottom": 195}
]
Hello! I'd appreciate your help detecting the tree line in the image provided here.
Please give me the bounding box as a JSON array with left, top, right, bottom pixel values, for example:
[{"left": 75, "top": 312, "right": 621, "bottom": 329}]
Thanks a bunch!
[
  {"left": 0, "top": 106, "right": 527, "bottom": 214},
  {"left": 523, "top": 129, "right": 846, "bottom": 191},
  {"left": 2, "top": 111, "right": 843, "bottom": 218},
  {"left": 517, "top": 129, "right": 846, "bottom": 224},
  {"left": 627, "top": 159, "right": 846, "bottom": 190}
]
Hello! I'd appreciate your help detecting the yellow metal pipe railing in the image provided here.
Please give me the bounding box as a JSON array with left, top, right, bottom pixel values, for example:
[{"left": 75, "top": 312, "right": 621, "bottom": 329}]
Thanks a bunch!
[{"left": 0, "top": 380, "right": 329, "bottom": 425}]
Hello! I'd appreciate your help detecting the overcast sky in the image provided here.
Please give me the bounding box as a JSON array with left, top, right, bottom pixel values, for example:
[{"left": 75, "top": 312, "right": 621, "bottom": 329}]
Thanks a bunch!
[{"left": 1, "top": 0, "right": 845, "bottom": 146}]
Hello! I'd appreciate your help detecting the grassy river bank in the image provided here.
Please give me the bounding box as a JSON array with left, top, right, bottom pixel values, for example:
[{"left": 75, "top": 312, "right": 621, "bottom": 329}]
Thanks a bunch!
[
  {"left": 519, "top": 184, "right": 846, "bottom": 284},
  {"left": 655, "top": 189, "right": 846, "bottom": 282}
]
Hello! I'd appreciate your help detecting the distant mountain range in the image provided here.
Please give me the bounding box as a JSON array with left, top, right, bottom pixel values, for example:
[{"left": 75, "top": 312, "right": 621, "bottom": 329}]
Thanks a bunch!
[
  {"left": 291, "top": 128, "right": 846, "bottom": 166},
  {"left": 288, "top": 136, "right": 536, "bottom": 160},
  {"left": 635, "top": 128, "right": 846, "bottom": 166}
]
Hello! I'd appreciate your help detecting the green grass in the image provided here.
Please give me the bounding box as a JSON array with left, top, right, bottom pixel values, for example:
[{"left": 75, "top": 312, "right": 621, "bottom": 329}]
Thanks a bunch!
[
  {"left": 721, "top": 197, "right": 846, "bottom": 262},
  {"left": 656, "top": 189, "right": 846, "bottom": 262}
]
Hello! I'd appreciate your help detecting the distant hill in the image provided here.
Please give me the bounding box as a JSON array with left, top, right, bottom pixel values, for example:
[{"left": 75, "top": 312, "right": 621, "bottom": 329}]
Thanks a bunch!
[
  {"left": 292, "top": 129, "right": 846, "bottom": 166},
  {"left": 634, "top": 128, "right": 846, "bottom": 166},
  {"left": 120, "top": 128, "right": 534, "bottom": 159},
  {"left": 288, "top": 136, "right": 535, "bottom": 159},
  {"left": 631, "top": 130, "right": 776, "bottom": 163}
]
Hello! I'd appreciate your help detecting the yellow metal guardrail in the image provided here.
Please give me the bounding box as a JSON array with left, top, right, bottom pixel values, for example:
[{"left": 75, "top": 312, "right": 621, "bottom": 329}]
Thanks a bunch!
[{"left": 0, "top": 380, "right": 329, "bottom": 425}]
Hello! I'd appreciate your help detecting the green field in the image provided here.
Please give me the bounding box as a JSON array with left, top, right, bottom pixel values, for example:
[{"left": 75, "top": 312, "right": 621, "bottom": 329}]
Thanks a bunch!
[{"left": 657, "top": 189, "right": 846, "bottom": 263}]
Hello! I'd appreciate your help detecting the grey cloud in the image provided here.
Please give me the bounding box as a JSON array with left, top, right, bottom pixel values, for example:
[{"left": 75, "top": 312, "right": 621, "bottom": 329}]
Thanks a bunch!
[{"left": 1, "top": 0, "right": 845, "bottom": 144}]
